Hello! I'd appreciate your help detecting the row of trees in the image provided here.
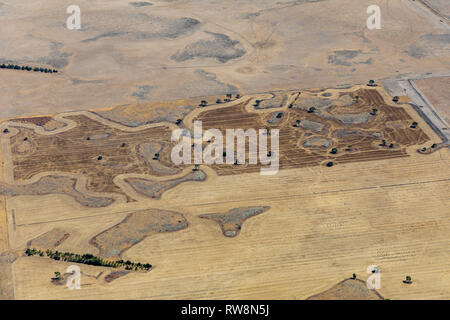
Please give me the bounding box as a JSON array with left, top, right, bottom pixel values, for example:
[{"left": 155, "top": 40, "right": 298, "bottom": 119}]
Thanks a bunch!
[
  {"left": 25, "top": 248, "right": 152, "bottom": 272},
  {"left": 0, "top": 64, "right": 58, "bottom": 73}
]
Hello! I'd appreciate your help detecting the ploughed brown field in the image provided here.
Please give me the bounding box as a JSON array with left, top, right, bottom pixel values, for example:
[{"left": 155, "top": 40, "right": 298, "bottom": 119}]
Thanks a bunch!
[{"left": 6, "top": 87, "right": 429, "bottom": 199}]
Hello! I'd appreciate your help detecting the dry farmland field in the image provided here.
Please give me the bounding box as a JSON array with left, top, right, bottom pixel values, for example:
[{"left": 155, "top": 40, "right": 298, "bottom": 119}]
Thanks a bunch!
[
  {"left": 0, "top": 0, "right": 449, "bottom": 302},
  {"left": 0, "top": 84, "right": 449, "bottom": 300}
]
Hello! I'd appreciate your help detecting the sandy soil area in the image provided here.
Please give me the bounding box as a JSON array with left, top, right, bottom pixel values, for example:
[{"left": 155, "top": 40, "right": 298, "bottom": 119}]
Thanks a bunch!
[
  {"left": 0, "top": 0, "right": 449, "bottom": 118},
  {"left": 414, "top": 76, "right": 450, "bottom": 125}
]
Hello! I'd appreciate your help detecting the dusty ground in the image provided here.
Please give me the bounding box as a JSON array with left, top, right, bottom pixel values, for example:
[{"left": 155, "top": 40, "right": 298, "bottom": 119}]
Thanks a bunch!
[
  {"left": 307, "top": 278, "right": 384, "bottom": 300},
  {"left": 0, "top": 0, "right": 449, "bottom": 118},
  {"left": 27, "top": 228, "right": 70, "bottom": 250},
  {"left": 422, "top": 0, "right": 450, "bottom": 20},
  {"left": 199, "top": 206, "right": 271, "bottom": 237},
  {"left": 414, "top": 76, "right": 450, "bottom": 125},
  {"left": 90, "top": 208, "right": 188, "bottom": 258}
]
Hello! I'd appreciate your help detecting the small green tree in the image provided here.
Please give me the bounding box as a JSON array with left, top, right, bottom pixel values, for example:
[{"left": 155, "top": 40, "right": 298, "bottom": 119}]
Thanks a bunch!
[{"left": 330, "top": 148, "right": 338, "bottom": 154}]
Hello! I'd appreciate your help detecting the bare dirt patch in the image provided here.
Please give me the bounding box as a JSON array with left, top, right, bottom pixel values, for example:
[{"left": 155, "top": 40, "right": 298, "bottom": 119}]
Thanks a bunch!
[
  {"left": 171, "top": 31, "right": 246, "bottom": 63},
  {"left": 0, "top": 251, "right": 17, "bottom": 299},
  {"left": 27, "top": 228, "right": 70, "bottom": 250},
  {"left": 90, "top": 209, "right": 188, "bottom": 258},
  {"left": 199, "top": 206, "right": 270, "bottom": 237},
  {"left": 125, "top": 170, "right": 206, "bottom": 199},
  {"left": 414, "top": 77, "right": 450, "bottom": 125},
  {"left": 104, "top": 270, "right": 130, "bottom": 283},
  {"left": 10, "top": 116, "right": 66, "bottom": 131},
  {"left": 0, "top": 175, "right": 113, "bottom": 207},
  {"left": 93, "top": 102, "right": 195, "bottom": 127},
  {"left": 307, "top": 278, "right": 384, "bottom": 300},
  {"left": 255, "top": 93, "right": 289, "bottom": 110}
]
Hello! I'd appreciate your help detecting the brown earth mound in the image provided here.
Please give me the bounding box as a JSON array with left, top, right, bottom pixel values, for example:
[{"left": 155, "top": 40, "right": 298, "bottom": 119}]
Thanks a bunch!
[{"left": 307, "top": 278, "right": 384, "bottom": 300}]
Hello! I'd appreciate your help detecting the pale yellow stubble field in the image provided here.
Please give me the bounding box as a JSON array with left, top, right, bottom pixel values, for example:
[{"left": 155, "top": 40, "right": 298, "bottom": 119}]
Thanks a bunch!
[{"left": 8, "top": 142, "right": 449, "bottom": 299}]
